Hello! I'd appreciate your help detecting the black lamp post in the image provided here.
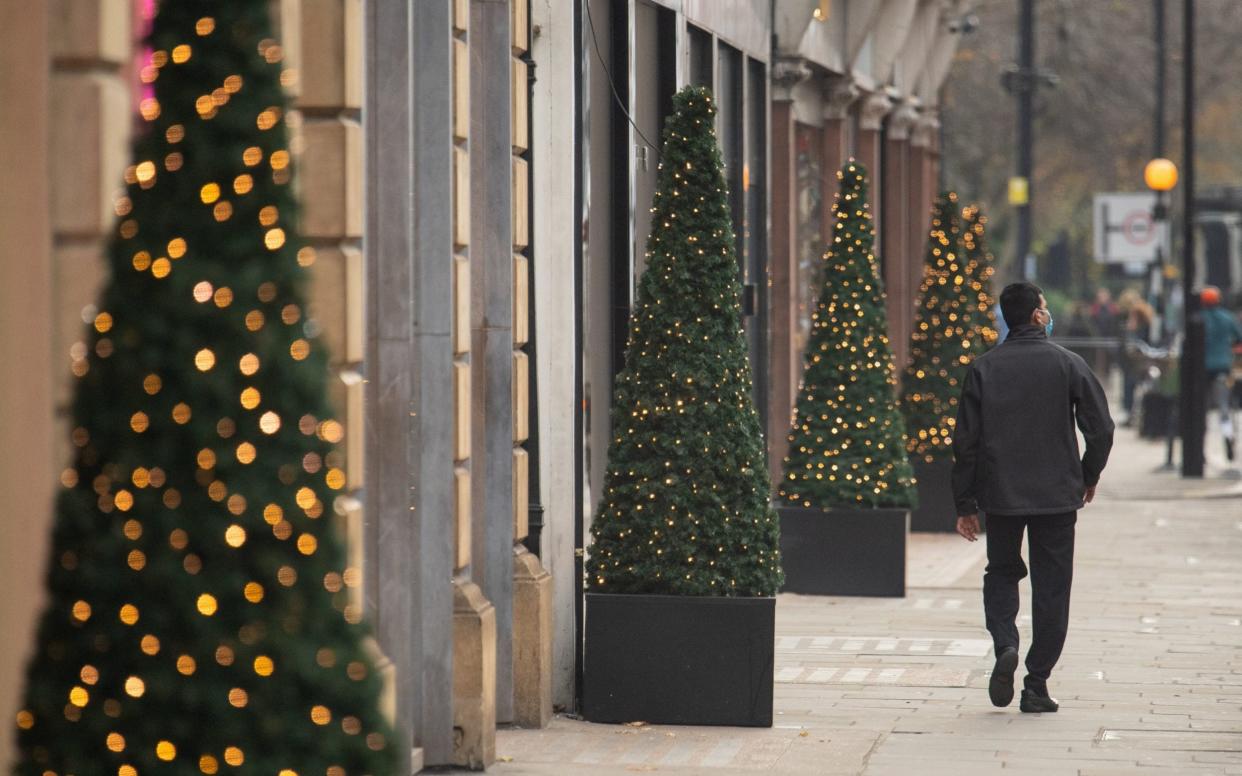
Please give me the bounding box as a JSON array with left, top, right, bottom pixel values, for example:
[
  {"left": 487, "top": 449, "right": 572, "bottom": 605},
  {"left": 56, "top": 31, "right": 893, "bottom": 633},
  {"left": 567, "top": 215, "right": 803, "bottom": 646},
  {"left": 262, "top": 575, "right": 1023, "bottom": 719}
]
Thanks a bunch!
[
  {"left": 1179, "top": 0, "right": 1205, "bottom": 477},
  {"left": 1144, "top": 159, "right": 1176, "bottom": 337}
]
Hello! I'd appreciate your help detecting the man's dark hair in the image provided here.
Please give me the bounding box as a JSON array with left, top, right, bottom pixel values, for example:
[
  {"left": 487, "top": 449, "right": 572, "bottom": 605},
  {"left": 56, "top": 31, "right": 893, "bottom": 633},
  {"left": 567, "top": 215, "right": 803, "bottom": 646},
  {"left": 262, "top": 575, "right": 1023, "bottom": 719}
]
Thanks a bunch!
[{"left": 999, "top": 282, "right": 1044, "bottom": 330}]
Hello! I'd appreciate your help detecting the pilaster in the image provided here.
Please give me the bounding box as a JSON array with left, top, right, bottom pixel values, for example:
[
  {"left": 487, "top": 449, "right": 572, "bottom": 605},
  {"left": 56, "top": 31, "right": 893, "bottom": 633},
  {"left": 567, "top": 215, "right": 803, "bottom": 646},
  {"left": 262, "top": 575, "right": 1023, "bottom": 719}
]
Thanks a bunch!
[
  {"left": 821, "top": 77, "right": 859, "bottom": 248},
  {"left": 468, "top": 0, "right": 515, "bottom": 732},
  {"left": 509, "top": 0, "right": 554, "bottom": 729},
  {"left": 909, "top": 109, "right": 940, "bottom": 353},
  {"left": 49, "top": 0, "right": 130, "bottom": 416},
  {"left": 284, "top": 0, "right": 399, "bottom": 756},
  {"left": 0, "top": 4, "right": 54, "bottom": 768},
  {"left": 883, "top": 100, "right": 919, "bottom": 373},
  {"left": 528, "top": 0, "right": 580, "bottom": 712},
  {"left": 768, "top": 57, "right": 812, "bottom": 483},
  {"left": 451, "top": 0, "right": 499, "bottom": 767},
  {"left": 452, "top": 579, "right": 497, "bottom": 769},
  {"left": 855, "top": 91, "right": 893, "bottom": 255},
  {"left": 365, "top": 0, "right": 457, "bottom": 767}
]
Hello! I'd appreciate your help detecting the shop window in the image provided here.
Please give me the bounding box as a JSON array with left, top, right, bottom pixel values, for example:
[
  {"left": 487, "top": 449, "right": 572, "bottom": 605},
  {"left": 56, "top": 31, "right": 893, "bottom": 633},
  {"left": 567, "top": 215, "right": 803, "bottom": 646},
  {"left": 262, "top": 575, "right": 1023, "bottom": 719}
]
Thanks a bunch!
[
  {"left": 794, "top": 123, "right": 825, "bottom": 357},
  {"left": 688, "top": 24, "right": 713, "bottom": 89}
]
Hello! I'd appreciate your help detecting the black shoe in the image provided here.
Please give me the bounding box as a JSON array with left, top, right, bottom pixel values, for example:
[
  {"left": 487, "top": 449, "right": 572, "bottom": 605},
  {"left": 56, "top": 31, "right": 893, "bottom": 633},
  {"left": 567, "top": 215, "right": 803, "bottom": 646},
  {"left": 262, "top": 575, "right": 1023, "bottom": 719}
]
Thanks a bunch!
[
  {"left": 988, "top": 647, "right": 1020, "bottom": 707},
  {"left": 1226, "top": 437, "right": 1235, "bottom": 462},
  {"left": 1019, "top": 688, "right": 1059, "bottom": 713}
]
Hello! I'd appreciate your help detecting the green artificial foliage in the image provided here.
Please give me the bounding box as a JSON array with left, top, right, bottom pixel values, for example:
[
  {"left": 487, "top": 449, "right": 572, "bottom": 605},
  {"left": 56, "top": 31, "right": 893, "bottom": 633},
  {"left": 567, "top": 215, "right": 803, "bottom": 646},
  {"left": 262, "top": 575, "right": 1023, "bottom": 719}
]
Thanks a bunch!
[
  {"left": 960, "top": 204, "right": 1000, "bottom": 350},
  {"left": 901, "top": 192, "right": 968, "bottom": 463},
  {"left": 14, "top": 5, "right": 396, "bottom": 775},
  {"left": 585, "top": 86, "right": 782, "bottom": 597},
  {"left": 901, "top": 196, "right": 998, "bottom": 463},
  {"left": 779, "top": 162, "right": 916, "bottom": 509}
]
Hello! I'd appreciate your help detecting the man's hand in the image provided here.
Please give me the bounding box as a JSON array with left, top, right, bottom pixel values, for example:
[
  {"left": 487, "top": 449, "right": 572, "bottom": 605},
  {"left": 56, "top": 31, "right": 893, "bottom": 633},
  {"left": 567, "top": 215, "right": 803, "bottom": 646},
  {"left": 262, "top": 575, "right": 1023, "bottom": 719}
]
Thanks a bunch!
[
  {"left": 1084, "top": 485, "right": 1096, "bottom": 504},
  {"left": 956, "top": 514, "right": 981, "bottom": 542}
]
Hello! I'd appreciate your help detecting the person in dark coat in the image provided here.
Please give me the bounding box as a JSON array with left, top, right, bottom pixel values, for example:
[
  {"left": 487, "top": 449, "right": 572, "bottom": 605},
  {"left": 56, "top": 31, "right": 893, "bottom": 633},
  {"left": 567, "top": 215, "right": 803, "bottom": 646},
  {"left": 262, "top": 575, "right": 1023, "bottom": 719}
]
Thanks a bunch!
[{"left": 952, "top": 282, "right": 1115, "bottom": 714}]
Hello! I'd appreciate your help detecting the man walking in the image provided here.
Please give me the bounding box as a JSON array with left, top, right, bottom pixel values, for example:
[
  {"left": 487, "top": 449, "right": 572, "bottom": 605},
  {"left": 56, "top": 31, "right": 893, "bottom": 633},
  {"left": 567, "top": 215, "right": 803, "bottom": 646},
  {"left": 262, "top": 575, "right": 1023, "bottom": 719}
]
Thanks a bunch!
[{"left": 952, "top": 282, "right": 1114, "bottom": 713}]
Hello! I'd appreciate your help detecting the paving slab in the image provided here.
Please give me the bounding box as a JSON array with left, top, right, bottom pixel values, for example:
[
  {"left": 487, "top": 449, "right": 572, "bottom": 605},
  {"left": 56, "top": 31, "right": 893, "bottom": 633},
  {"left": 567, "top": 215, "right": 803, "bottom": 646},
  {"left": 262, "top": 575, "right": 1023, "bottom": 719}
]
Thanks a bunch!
[{"left": 453, "top": 428, "right": 1242, "bottom": 775}]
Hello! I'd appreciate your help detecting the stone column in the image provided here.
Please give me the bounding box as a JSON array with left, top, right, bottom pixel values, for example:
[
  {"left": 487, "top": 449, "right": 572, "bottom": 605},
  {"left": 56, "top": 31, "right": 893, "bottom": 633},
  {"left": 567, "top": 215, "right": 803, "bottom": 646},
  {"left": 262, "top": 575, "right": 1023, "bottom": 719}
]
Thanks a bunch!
[
  {"left": 469, "top": 0, "right": 515, "bottom": 730},
  {"left": 883, "top": 100, "right": 919, "bottom": 373},
  {"left": 451, "top": 0, "right": 497, "bottom": 768},
  {"left": 914, "top": 109, "right": 941, "bottom": 245},
  {"left": 284, "top": 0, "right": 393, "bottom": 725},
  {"left": 528, "top": 0, "right": 580, "bottom": 712},
  {"left": 48, "top": 0, "right": 130, "bottom": 435},
  {"left": 510, "top": 0, "right": 554, "bottom": 730},
  {"left": 767, "top": 57, "right": 812, "bottom": 485},
  {"left": 0, "top": 4, "right": 54, "bottom": 769},
  {"left": 365, "top": 0, "right": 456, "bottom": 768},
  {"left": 820, "top": 79, "right": 859, "bottom": 227},
  {"left": 855, "top": 91, "right": 892, "bottom": 247},
  {"left": 910, "top": 109, "right": 940, "bottom": 331}
]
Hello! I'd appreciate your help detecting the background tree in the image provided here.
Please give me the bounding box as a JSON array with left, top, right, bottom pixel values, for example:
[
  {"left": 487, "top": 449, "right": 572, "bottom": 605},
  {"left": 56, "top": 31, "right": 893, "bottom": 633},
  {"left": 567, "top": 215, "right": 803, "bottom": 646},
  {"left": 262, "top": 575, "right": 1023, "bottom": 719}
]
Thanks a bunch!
[
  {"left": 585, "top": 86, "right": 782, "bottom": 598},
  {"left": 14, "top": 4, "right": 395, "bottom": 775},
  {"left": 902, "top": 195, "right": 998, "bottom": 464},
  {"left": 779, "top": 163, "right": 916, "bottom": 510},
  {"left": 942, "top": 0, "right": 1242, "bottom": 292}
]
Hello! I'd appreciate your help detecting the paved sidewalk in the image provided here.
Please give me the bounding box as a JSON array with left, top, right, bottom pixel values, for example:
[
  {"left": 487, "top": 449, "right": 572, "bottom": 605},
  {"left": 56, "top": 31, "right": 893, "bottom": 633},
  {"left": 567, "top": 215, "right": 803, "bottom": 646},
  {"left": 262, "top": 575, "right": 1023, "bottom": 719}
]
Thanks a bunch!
[{"left": 469, "top": 427, "right": 1242, "bottom": 775}]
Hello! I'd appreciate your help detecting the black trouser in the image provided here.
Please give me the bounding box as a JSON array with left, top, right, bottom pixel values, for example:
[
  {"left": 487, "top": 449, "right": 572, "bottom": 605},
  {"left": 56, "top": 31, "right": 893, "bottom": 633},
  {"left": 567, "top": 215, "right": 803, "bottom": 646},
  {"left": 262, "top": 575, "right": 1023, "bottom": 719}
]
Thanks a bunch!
[{"left": 983, "top": 511, "right": 1077, "bottom": 692}]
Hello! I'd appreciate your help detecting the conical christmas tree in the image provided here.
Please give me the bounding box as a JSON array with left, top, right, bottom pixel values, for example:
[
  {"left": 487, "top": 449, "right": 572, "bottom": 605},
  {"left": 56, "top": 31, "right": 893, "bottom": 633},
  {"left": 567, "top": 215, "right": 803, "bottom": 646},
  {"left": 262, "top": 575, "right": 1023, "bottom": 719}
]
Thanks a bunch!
[
  {"left": 901, "top": 195, "right": 998, "bottom": 464},
  {"left": 778, "top": 162, "right": 916, "bottom": 509},
  {"left": 585, "top": 86, "right": 782, "bottom": 597},
  {"left": 902, "top": 192, "right": 968, "bottom": 463},
  {"left": 960, "top": 203, "right": 1000, "bottom": 349},
  {"left": 15, "top": 5, "right": 396, "bottom": 775}
]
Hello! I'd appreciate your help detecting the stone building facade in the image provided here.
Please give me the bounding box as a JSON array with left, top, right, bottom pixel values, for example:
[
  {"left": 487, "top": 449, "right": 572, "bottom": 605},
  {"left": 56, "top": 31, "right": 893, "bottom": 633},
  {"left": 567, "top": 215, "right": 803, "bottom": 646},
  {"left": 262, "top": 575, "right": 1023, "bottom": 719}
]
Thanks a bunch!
[
  {"left": 0, "top": 1, "right": 968, "bottom": 772},
  {"left": 0, "top": 1, "right": 553, "bottom": 771},
  {"left": 766, "top": 0, "right": 970, "bottom": 481}
]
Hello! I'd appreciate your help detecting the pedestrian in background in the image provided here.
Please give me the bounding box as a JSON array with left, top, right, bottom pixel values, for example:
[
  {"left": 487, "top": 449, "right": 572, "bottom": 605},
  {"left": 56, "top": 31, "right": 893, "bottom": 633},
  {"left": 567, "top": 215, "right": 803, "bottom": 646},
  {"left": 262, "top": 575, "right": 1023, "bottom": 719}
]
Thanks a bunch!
[
  {"left": 952, "top": 282, "right": 1115, "bottom": 713},
  {"left": 1119, "top": 289, "right": 1155, "bottom": 426},
  {"left": 1088, "top": 287, "right": 1121, "bottom": 379},
  {"left": 1064, "top": 298, "right": 1096, "bottom": 339},
  {"left": 1201, "top": 286, "right": 1242, "bottom": 461}
]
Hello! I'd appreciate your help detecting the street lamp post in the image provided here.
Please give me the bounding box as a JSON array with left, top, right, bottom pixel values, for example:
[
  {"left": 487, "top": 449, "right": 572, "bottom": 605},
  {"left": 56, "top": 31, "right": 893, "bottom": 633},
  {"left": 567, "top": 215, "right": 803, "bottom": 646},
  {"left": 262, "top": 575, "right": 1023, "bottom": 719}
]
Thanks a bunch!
[
  {"left": 1145, "top": 158, "right": 1177, "bottom": 336},
  {"left": 1180, "top": 0, "right": 1205, "bottom": 478},
  {"left": 1145, "top": 158, "right": 1177, "bottom": 469},
  {"left": 1002, "top": 0, "right": 1057, "bottom": 279}
]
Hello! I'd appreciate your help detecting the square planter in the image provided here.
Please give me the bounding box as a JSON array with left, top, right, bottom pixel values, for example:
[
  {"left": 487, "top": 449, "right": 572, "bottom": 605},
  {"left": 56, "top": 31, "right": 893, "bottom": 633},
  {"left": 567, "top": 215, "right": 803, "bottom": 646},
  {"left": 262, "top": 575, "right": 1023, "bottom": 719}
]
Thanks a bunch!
[
  {"left": 582, "top": 592, "right": 775, "bottom": 727},
  {"left": 778, "top": 506, "right": 907, "bottom": 597},
  {"left": 909, "top": 459, "right": 987, "bottom": 534},
  {"left": 910, "top": 458, "right": 958, "bottom": 533}
]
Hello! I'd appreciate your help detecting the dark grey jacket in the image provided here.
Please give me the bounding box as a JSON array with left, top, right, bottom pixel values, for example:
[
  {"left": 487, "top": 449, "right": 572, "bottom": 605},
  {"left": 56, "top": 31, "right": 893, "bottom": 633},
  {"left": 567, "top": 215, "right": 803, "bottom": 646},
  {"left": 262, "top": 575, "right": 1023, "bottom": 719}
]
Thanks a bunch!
[{"left": 951, "top": 324, "right": 1114, "bottom": 516}]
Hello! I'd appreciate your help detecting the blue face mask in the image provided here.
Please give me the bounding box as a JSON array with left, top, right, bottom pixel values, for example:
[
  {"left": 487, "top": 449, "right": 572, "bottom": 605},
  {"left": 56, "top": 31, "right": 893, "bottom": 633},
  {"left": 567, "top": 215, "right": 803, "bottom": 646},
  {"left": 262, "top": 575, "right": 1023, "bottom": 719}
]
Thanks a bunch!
[{"left": 1040, "top": 309, "right": 1054, "bottom": 337}]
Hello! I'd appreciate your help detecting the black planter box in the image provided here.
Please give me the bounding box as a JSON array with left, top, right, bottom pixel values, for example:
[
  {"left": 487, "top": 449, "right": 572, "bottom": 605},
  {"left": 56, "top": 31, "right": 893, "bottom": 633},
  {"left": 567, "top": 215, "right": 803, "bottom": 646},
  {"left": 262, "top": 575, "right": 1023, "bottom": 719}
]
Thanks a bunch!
[
  {"left": 582, "top": 592, "right": 775, "bottom": 727},
  {"left": 910, "top": 458, "right": 957, "bottom": 533},
  {"left": 778, "top": 506, "right": 907, "bottom": 597}
]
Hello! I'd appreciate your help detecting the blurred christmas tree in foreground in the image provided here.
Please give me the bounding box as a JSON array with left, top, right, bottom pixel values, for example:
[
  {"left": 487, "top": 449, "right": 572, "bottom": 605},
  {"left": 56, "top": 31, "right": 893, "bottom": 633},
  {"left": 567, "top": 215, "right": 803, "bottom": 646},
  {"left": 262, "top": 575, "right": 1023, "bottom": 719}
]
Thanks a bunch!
[
  {"left": 779, "top": 162, "right": 915, "bottom": 510},
  {"left": 586, "top": 86, "right": 782, "bottom": 597},
  {"left": 15, "top": 4, "right": 395, "bottom": 774},
  {"left": 901, "top": 195, "right": 997, "bottom": 464}
]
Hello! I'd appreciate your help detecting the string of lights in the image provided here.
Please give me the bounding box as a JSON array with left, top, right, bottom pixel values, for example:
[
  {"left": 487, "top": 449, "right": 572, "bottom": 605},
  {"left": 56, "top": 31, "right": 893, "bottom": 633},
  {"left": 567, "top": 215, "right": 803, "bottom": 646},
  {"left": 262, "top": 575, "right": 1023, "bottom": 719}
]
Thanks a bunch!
[
  {"left": 779, "top": 162, "right": 916, "bottom": 510},
  {"left": 15, "top": 5, "right": 395, "bottom": 774},
  {"left": 901, "top": 195, "right": 998, "bottom": 463},
  {"left": 585, "top": 86, "right": 781, "bottom": 598}
]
